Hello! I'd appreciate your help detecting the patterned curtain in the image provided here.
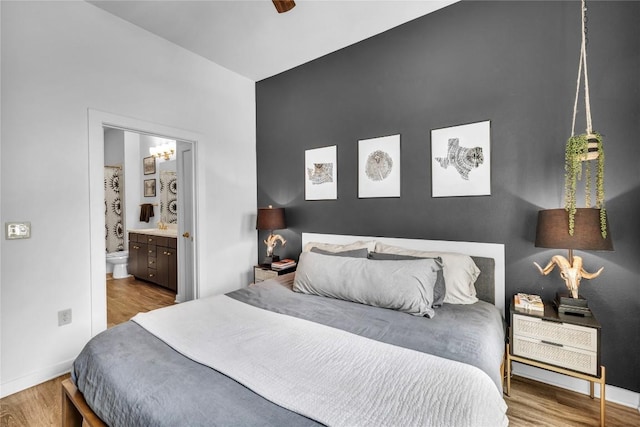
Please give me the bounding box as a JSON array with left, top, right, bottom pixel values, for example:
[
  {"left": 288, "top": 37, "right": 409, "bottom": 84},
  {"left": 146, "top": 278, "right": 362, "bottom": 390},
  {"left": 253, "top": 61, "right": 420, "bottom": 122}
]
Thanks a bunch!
[
  {"left": 160, "top": 170, "right": 178, "bottom": 224},
  {"left": 105, "top": 167, "right": 124, "bottom": 253}
]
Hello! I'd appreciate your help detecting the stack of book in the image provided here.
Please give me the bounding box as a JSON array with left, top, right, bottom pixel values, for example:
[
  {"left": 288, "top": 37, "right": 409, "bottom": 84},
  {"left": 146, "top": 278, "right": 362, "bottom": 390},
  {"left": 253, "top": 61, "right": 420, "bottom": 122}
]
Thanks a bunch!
[
  {"left": 271, "top": 258, "right": 297, "bottom": 270},
  {"left": 514, "top": 293, "right": 544, "bottom": 313}
]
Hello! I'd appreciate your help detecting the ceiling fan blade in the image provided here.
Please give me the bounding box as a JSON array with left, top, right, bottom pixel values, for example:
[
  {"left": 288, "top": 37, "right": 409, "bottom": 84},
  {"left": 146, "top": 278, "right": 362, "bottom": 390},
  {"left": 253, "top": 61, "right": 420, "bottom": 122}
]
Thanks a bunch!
[{"left": 272, "top": 0, "right": 296, "bottom": 14}]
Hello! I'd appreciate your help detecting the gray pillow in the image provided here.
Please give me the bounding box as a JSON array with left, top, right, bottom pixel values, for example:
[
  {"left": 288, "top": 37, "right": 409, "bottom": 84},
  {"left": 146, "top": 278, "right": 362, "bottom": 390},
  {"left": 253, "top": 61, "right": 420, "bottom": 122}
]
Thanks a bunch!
[
  {"left": 374, "top": 242, "right": 480, "bottom": 304},
  {"left": 310, "top": 247, "right": 369, "bottom": 258},
  {"left": 293, "top": 251, "right": 441, "bottom": 317},
  {"left": 369, "top": 252, "right": 446, "bottom": 307}
]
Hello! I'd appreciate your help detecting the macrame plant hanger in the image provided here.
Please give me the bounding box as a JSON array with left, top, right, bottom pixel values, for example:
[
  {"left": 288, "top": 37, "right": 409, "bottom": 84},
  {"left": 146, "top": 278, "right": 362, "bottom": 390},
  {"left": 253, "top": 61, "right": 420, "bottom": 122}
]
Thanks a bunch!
[
  {"left": 570, "top": 0, "right": 596, "bottom": 156},
  {"left": 564, "top": 0, "right": 607, "bottom": 238}
]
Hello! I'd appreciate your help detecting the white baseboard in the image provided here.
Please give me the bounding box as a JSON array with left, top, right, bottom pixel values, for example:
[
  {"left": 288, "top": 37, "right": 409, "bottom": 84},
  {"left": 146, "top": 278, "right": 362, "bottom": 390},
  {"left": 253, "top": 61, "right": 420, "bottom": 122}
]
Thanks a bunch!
[
  {"left": 512, "top": 362, "right": 640, "bottom": 411},
  {"left": 0, "top": 358, "right": 73, "bottom": 398}
]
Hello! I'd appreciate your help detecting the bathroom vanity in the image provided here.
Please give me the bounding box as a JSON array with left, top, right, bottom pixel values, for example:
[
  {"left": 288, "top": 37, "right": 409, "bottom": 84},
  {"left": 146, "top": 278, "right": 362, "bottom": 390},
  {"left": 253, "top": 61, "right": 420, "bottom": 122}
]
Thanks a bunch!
[{"left": 128, "top": 230, "right": 177, "bottom": 292}]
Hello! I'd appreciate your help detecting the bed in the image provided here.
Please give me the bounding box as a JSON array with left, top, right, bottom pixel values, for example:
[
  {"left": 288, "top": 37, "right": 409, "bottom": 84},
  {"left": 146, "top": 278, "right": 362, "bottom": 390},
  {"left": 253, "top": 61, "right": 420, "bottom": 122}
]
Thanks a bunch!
[{"left": 63, "top": 233, "right": 508, "bottom": 427}]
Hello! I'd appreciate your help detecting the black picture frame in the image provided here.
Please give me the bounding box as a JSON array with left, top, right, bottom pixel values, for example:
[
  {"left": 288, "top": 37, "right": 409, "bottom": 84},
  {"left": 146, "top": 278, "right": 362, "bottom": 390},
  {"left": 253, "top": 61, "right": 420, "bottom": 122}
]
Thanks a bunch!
[
  {"left": 143, "top": 156, "right": 156, "bottom": 175},
  {"left": 144, "top": 179, "right": 156, "bottom": 197}
]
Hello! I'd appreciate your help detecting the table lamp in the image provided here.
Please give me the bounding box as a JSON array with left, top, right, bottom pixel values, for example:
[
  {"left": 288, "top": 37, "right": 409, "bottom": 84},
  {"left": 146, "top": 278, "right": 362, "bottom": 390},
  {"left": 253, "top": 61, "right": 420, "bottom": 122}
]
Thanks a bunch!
[
  {"left": 534, "top": 208, "right": 613, "bottom": 315},
  {"left": 256, "top": 205, "right": 286, "bottom": 266}
]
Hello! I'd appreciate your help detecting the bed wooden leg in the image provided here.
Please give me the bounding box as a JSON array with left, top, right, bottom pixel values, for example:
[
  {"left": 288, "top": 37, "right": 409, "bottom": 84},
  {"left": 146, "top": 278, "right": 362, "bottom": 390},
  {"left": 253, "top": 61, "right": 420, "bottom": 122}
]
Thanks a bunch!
[
  {"left": 62, "top": 379, "right": 84, "bottom": 427},
  {"left": 61, "top": 378, "right": 107, "bottom": 427}
]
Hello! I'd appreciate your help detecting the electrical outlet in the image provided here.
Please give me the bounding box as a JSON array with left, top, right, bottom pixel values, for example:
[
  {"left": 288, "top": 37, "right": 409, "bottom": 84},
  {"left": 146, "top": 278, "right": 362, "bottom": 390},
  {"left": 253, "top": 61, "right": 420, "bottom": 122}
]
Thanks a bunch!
[{"left": 58, "top": 309, "right": 72, "bottom": 326}]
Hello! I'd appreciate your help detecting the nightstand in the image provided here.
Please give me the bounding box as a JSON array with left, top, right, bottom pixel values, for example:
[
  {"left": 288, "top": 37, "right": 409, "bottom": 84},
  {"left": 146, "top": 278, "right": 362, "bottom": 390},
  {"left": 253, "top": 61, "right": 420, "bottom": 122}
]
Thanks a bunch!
[
  {"left": 505, "top": 300, "right": 606, "bottom": 426},
  {"left": 253, "top": 265, "right": 296, "bottom": 284}
]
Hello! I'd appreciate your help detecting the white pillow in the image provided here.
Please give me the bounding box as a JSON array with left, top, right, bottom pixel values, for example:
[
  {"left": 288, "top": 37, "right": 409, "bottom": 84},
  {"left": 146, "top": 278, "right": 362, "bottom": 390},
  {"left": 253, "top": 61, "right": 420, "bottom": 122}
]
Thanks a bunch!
[
  {"left": 303, "top": 240, "right": 376, "bottom": 254},
  {"left": 374, "top": 242, "right": 480, "bottom": 304},
  {"left": 293, "top": 251, "right": 441, "bottom": 317}
]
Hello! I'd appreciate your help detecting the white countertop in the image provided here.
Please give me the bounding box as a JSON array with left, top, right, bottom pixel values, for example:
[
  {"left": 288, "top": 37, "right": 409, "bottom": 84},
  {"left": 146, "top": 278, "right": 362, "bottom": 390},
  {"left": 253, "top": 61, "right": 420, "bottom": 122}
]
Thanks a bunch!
[{"left": 128, "top": 228, "right": 178, "bottom": 238}]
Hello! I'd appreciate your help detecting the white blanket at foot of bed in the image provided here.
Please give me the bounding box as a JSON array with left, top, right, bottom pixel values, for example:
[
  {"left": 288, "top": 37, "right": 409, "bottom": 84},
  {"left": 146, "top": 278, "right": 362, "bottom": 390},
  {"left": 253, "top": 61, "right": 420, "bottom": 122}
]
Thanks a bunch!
[{"left": 133, "top": 295, "right": 508, "bottom": 427}]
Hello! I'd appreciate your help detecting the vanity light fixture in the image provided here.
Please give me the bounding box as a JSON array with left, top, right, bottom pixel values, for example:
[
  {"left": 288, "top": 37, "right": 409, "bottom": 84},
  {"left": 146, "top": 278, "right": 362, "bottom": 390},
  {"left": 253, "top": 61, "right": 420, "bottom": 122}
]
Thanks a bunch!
[{"left": 150, "top": 141, "right": 176, "bottom": 161}]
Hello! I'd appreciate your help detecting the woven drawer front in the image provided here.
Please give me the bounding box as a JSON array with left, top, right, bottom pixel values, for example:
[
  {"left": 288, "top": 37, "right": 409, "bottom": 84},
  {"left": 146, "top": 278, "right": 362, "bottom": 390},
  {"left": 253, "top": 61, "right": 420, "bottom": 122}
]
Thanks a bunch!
[
  {"left": 513, "top": 314, "right": 597, "bottom": 352},
  {"left": 254, "top": 268, "right": 276, "bottom": 282},
  {"left": 513, "top": 336, "right": 597, "bottom": 375}
]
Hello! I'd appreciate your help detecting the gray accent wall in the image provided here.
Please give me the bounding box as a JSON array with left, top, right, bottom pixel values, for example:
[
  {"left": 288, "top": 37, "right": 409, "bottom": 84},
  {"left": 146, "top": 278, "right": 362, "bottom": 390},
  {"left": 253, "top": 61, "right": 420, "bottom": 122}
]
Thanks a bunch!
[{"left": 256, "top": 1, "right": 639, "bottom": 392}]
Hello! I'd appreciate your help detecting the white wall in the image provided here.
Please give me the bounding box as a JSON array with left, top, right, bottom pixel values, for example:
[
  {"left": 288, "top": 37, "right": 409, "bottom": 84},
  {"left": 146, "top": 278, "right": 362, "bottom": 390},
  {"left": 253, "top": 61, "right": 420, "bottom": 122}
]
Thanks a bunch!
[
  {"left": 104, "top": 128, "right": 125, "bottom": 167},
  {"left": 137, "top": 134, "right": 177, "bottom": 227},
  {"left": 0, "top": 1, "right": 257, "bottom": 396},
  {"left": 124, "top": 131, "right": 142, "bottom": 234}
]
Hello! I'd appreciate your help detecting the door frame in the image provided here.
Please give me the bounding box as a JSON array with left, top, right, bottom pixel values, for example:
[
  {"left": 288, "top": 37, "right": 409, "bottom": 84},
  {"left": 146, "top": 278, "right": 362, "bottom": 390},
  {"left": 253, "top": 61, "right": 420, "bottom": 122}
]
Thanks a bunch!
[
  {"left": 176, "top": 141, "right": 196, "bottom": 303},
  {"left": 88, "top": 109, "right": 201, "bottom": 336}
]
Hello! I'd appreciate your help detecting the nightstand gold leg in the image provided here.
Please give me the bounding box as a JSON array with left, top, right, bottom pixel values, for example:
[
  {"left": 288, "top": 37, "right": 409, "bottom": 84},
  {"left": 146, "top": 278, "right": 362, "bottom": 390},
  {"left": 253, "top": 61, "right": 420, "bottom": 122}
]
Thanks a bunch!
[
  {"left": 590, "top": 381, "right": 594, "bottom": 399},
  {"left": 600, "top": 365, "right": 606, "bottom": 427},
  {"left": 505, "top": 343, "right": 511, "bottom": 396}
]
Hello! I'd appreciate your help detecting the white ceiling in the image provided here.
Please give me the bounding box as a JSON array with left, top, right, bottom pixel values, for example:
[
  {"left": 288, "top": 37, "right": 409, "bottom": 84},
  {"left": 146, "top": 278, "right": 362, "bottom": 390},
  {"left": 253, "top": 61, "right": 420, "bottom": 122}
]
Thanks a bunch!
[{"left": 88, "top": 0, "right": 458, "bottom": 81}]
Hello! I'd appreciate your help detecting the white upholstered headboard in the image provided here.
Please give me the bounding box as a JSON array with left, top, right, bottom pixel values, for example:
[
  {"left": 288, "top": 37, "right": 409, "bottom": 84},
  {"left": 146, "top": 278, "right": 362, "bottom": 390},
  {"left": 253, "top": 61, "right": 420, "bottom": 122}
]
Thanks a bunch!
[{"left": 301, "top": 232, "right": 506, "bottom": 315}]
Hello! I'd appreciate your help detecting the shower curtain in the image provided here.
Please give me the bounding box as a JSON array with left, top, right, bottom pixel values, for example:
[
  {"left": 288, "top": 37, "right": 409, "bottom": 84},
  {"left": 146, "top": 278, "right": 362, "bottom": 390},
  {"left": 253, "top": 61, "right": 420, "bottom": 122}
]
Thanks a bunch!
[
  {"left": 160, "top": 170, "right": 178, "bottom": 224},
  {"left": 105, "top": 166, "right": 124, "bottom": 253}
]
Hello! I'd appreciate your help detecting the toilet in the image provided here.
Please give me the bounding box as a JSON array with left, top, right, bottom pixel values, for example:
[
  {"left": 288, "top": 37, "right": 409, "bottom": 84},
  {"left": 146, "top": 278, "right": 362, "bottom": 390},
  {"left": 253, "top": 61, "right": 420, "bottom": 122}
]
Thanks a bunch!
[{"left": 106, "top": 250, "right": 129, "bottom": 279}]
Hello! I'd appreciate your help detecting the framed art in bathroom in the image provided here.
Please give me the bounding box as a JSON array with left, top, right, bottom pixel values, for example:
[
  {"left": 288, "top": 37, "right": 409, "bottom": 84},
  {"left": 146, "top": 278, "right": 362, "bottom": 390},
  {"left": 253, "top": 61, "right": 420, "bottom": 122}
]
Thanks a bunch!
[
  {"left": 144, "top": 179, "right": 156, "bottom": 197},
  {"left": 143, "top": 156, "right": 156, "bottom": 175}
]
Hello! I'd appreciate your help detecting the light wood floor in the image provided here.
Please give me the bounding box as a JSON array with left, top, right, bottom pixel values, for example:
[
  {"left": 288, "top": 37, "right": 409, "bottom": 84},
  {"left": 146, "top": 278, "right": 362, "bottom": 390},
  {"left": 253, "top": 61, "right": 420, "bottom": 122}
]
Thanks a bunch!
[
  {"left": 106, "top": 275, "right": 176, "bottom": 328},
  {"left": 1, "top": 279, "right": 638, "bottom": 427},
  {"left": 505, "top": 376, "right": 639, "bottom": 426},
  {"left": 1, "top": 276, "right": 175, "bottom": 427}
]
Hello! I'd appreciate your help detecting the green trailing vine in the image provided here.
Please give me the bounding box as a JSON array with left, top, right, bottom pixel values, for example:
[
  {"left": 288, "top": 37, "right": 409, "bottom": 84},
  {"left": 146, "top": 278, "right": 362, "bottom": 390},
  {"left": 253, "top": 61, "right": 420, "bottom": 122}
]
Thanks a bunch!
[{"left": 564, "top": 132, "right": 607, "bottom": 238}]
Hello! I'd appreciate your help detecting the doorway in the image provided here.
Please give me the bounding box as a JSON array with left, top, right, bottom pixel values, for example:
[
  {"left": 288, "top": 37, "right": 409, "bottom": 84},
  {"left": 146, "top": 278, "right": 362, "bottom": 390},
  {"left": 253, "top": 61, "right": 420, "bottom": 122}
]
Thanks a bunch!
[{"left": 88, "top": 109, "right": 201, "bottom": 336}]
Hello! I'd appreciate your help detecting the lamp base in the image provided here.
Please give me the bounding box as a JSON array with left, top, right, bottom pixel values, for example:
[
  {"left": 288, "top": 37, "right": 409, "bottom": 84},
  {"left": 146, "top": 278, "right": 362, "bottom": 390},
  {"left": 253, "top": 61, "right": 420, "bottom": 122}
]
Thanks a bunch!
[
  {"left": 260, "top": 255, "right": 280, "bottom": 267},
  {"left": 554, "top": 292, "right": 592, "bottom": 316}
]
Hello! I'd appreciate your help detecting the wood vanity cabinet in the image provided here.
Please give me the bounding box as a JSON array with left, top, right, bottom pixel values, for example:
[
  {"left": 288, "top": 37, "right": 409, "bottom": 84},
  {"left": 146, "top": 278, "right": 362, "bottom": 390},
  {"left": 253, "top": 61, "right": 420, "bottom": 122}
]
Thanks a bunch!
[
  {"left": 155, "top": 236, "right": 177, "bottom": 292},
  {"left": 128, "top": 234, "right": 147, "bottom": 279},
  {"left": 128, "top": 232, "right": 177, "bottom": 292}
]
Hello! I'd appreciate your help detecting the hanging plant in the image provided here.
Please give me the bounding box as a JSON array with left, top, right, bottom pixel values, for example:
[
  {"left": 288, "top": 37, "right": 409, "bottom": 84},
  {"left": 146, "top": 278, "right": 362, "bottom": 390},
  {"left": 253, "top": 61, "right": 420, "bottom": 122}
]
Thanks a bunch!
[
  {"left": 563, "top": 0, "right": 607, "bottom": 239},
  {"left": 564, "top": 132, "right": 607, "bottom": 237}
]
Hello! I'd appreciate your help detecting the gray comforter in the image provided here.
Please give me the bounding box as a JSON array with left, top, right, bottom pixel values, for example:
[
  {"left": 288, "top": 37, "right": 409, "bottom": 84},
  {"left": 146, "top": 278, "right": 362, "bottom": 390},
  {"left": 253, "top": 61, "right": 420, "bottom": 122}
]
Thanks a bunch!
[{"left": 73, "top": 277, "right": 505, "bottom": 427}]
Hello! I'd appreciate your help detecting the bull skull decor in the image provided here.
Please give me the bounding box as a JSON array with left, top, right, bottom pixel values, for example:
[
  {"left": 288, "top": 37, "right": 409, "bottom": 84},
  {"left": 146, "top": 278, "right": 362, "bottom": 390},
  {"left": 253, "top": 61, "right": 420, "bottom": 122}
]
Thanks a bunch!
[
  {"left": 534, "top": 254, "right": 603, "bottom": 299},
  {"left": 264, "top": 233, "right": 286, "bottom": 258}
]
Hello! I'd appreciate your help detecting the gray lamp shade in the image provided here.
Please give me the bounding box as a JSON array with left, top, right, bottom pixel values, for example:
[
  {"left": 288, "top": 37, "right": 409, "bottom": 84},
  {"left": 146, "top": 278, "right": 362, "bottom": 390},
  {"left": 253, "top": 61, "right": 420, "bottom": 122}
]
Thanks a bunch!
[
  {"left": 256, "top": 207, "right": 286, "bottom": 231},
  {"left": 535, "top": 208, "right": 613, "bottom": 251}
]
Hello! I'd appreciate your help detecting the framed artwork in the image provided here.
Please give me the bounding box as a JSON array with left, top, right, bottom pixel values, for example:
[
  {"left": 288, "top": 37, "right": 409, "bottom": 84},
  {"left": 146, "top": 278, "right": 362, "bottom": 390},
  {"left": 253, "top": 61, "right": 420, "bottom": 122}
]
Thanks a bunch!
[
  {"left": 143, "top": 156, "right": 156, "bottom": 175},
  {"left": 144, "top": 179, "right": 156, "bottom": 197},
  {"left": 358, "top": 134, "right": 400, "bottom": 198},
  {"left": 431, "top": 120, "right": 491, "bottom": 197},
  {"left": 305, "top": 145, "right": 337, "bottom": 200}
]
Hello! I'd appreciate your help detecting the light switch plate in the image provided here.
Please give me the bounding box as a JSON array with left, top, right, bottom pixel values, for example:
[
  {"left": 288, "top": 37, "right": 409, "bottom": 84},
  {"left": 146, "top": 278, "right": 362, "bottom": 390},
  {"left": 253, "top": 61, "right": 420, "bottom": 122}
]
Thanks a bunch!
[{"left": 5, "top": 222, "right": 31, "bottom": 239}]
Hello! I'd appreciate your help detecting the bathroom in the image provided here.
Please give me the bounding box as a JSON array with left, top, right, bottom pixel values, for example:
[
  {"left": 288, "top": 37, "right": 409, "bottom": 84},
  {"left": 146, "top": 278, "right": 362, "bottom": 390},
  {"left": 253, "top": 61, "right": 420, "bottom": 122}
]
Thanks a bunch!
[{"left": 104, "top": 128, "right": 178, "bottom": 280}]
